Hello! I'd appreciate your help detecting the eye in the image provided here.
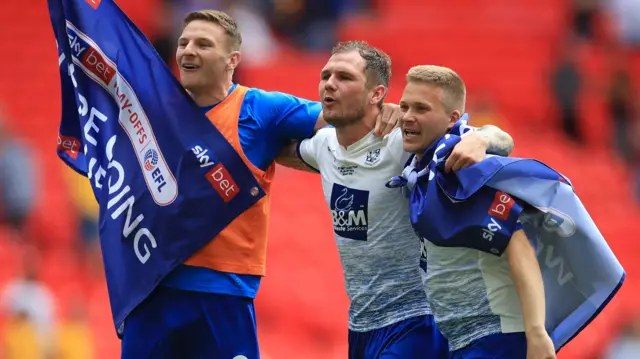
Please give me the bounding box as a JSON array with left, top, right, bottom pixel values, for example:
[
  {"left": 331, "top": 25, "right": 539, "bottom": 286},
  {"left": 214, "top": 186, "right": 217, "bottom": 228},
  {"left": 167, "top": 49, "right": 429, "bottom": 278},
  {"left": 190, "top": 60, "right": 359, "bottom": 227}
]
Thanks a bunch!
[{"left": 399, "top": 104, "right": 408, "bottom": 112}]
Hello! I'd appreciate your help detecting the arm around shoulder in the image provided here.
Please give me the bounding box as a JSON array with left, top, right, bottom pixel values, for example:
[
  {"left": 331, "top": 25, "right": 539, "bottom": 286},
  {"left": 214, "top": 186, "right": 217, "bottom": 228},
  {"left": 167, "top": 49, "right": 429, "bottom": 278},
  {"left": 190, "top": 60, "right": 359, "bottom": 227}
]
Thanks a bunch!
[{"left": 476, "top": 124, "right": 514, "bottom": 156}]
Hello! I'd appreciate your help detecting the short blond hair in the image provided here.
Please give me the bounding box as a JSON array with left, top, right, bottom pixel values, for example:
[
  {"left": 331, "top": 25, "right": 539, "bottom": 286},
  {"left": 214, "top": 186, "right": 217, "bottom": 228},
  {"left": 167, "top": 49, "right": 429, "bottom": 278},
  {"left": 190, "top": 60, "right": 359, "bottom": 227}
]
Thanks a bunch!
[
  {"left": 406, "top": 65, "right": 466, "bottom": 112},
  {"left": 183, "top": 10, "right": 242, "bottom": 51}
]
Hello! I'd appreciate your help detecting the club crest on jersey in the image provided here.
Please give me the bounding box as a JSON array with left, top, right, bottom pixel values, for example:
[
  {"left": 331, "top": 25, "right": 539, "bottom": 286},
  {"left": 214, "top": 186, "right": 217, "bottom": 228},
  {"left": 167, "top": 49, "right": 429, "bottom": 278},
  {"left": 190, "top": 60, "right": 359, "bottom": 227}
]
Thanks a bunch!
[
  {"left": 330, "top": 183, "right": 369, "bottom": 241},
  {"left": 365, "top": 148, "right": 381, "bottom": 165}
]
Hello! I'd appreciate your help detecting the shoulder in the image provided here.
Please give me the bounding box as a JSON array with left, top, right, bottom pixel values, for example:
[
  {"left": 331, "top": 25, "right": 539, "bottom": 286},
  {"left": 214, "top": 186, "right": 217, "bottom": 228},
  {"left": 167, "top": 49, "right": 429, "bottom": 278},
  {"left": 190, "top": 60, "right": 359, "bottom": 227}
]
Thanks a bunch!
[{"left": 243, "top": 88, "right": 302, "bottom": 106}]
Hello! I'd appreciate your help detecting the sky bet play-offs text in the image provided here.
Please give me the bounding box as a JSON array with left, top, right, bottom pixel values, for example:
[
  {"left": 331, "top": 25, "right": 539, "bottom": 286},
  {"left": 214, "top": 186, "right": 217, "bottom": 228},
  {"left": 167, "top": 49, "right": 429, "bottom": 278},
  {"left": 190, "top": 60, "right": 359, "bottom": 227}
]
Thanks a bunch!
[
  {"left": 57, "top": 21, "right": 241, "bottom": 264},
  {"left": 56, "top": 21, "right": 177, "bottom": 264}
]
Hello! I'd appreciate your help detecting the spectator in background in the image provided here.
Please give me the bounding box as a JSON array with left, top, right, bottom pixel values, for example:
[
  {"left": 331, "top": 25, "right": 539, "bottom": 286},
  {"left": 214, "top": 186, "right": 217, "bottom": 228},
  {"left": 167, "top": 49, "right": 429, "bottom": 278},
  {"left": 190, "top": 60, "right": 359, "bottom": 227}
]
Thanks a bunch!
[
  {"left": 551, "top": 38, "right": 583, "bottom": 142},
  {"left": 1, "top": 310, "right": 46, "bottom": 359},
  {"left": 62, "top": 167, "right": 101, "bottom": 276},
  {"left": 1, "top": 247, "right": 56, "bottom": 358},
  {"left": 628, "top": 102, "right": 640, "bottom": 202},
  {"left": 466, "top": 91, "right": 503, "bottom": 128},
  {"left": 0, "top": 108, "right": 37, "bottom": 241},
  {"left": 571, "top": 0, "right": 601, "bottom": 41},
  {"left": 608, "top": 61, "right": 635, "bottom": 162},
  {"left": 269, "top": 0, "right": 368, "bottom": 52},
  {"left": 55, "top": 299, "right": 95, "bottom": 359},
  {"left": 225, "top": 0, "right": 279, "bottom": 66},
  {"left": 605, "top": 312, "right": 640, "bottom": 359}
]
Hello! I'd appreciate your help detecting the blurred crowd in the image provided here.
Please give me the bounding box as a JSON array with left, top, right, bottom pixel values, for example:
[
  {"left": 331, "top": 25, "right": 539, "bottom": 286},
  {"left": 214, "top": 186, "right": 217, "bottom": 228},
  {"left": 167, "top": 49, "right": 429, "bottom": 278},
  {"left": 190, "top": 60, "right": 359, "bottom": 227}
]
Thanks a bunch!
[
  {"left": 550, "top": 0, "right": 640, "bottom": 202},
  {"left": 0, "top": 0, "right": 639, "bottom": 358}
]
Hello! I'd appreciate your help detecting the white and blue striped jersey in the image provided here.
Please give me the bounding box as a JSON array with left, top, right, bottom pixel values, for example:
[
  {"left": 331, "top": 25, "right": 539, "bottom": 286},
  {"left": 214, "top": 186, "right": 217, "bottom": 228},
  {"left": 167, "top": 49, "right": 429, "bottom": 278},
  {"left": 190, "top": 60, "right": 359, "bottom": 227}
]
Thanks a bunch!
[{"left": 298, "top": 128, "right": 430, "bottom": 332}]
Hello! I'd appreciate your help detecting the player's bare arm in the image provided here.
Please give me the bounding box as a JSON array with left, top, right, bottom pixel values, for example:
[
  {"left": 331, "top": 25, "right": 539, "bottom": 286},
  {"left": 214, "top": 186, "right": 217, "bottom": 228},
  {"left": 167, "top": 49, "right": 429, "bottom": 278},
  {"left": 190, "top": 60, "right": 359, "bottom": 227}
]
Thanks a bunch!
[
  {"left": 507, "top": 229, "right": 556, "bottom": 359},
  {"left": 275, "top": 141, "right": 317, "bottom": 173}
]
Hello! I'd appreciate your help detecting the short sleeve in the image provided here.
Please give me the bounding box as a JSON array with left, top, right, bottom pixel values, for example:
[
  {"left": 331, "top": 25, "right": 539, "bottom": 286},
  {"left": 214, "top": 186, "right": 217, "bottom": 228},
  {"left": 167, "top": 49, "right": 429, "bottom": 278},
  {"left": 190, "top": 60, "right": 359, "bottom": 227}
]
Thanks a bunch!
[
  {"left": 295, "top": 128, "right": 333, "bottom": 173},
  {"left": 254, "top": 90, "right": 322, "bottom": 142}
]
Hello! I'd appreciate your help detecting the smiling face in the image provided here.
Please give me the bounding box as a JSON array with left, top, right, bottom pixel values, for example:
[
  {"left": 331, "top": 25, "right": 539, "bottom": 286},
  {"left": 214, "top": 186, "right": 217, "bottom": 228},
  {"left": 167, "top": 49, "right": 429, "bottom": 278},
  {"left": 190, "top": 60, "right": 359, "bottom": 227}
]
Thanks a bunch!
[{"left": 176, "top": 20, "right": 237, "bottom": 94}]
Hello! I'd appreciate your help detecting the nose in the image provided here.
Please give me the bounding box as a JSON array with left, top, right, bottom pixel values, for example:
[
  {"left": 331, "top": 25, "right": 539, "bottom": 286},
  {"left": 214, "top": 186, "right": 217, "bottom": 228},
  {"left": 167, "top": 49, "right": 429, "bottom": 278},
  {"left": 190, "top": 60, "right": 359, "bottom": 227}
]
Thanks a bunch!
[
  {"left": 324, "top": 75, "right": 337, "bottom": 92},
  {"left": 181, "top": 41, "right": 197, "bottom": 57},
  {"left": 401, "top": 110, "right": 414, "bottom": 124}
]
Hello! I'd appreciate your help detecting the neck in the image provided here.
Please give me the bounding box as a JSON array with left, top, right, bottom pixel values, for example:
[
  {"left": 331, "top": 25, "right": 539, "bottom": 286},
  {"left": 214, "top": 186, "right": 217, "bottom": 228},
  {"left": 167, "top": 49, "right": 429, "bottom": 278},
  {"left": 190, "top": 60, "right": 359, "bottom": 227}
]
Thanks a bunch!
[
  {"left": 335, "top": 108, "right": 379, "bottom": 148},
  {"left": 189, "top": 78, "right": 234, "bottom": 107}
]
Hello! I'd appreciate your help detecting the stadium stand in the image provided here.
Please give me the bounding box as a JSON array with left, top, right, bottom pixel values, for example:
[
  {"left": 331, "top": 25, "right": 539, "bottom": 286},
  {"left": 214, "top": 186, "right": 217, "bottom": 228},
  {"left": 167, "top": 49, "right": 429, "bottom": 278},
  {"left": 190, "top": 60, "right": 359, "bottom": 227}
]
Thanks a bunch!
[{"left": 0, "top": 0, "right": 638, "bottom": 358}]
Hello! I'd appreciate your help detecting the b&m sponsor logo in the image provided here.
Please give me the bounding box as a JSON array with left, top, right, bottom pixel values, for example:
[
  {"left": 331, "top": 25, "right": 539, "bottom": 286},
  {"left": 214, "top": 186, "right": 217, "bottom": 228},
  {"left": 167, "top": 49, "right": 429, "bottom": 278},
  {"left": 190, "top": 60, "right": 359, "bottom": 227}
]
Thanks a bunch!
[
  {"left": 57, "top": 134, "right": 81, "bottom": 160},
  {"left": 191, "top": 145, "right": 239, "bottom": 202},
  {"left": 329, "top": 183, "right": 369, "bottom": 241},
  {"left": 64, "top": 21, "right": 177, "bottom": 206},
  {"left": 488, "top": 191, "right": 515, "bottom": 221}
]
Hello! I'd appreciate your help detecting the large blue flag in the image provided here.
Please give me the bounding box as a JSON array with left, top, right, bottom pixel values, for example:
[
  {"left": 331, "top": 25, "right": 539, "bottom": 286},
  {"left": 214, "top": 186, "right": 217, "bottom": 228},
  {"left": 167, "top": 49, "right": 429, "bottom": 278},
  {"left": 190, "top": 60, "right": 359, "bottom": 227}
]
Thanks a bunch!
[
  {"left": 388, "top": 115, "right": 625, "bottom": 351},
  {"left": 47, "top": 0, "right": 265, "bottom": 333}
]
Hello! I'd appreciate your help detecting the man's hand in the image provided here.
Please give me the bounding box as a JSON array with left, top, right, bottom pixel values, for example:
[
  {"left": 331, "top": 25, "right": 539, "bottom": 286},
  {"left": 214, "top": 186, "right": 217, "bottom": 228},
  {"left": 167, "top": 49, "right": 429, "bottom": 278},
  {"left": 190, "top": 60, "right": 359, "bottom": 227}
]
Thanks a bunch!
[
  {"left": 526, "top": 329, "right": 557, "bottom": 359},
  {"left": 373, "top": 103, "right": 402, "bottom": 137},
  {"left": 444, "top": 132, "right": 488, "bottom": 173}
]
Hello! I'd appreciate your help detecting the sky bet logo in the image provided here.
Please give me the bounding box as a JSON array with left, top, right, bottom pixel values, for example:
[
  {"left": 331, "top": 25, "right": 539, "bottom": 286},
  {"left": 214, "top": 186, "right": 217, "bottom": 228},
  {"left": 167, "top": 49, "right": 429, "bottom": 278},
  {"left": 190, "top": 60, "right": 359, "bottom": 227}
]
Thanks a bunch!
[
  {"left": 482, "top": 191, "right": 515, "bottom": 245},
  {"left": 488, "top": 191, "right": 515, "bottom": 221},
  {"left": 67, "top": 28, "right": 114, "bottom": 87},
  {"left": 192, "top": 145, "right": 239, "bottom": 203},
  {"left": 57, "top": 134, "right": 81, "bottom": 160}
]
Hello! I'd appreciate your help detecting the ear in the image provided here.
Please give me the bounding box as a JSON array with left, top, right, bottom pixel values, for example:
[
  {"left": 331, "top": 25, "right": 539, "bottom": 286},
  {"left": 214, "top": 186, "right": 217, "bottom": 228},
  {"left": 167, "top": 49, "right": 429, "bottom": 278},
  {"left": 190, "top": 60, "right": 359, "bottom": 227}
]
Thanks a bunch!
[
  {"left": 369, "top": 85, "right": 387, "bottom": 106},
  {"left": 227, "top": 51, "right": 241, "bottom": 71},
  {"left": 447, "top": 110, "right": 462, "bottom": 129}
]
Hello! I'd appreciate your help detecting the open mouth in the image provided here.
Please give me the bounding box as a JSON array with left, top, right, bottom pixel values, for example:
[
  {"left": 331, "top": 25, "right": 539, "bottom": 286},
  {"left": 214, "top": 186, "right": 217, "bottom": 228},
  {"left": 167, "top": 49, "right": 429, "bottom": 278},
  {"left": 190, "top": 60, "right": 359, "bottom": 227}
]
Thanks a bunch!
[
  {"left": 323, "top": 96, "right": 336, "bottom": 105},
  {"left": 403, "top": 129, "right": 421, "bottom": 137},
  {"left": 181, "top": 63, "right": 200, "bottom": 71}
]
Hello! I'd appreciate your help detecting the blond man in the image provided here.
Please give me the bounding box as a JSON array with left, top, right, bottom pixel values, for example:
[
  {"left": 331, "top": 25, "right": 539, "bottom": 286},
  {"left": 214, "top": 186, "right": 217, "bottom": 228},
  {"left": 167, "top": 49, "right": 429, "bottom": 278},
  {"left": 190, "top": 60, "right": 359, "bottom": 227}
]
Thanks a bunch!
[{"left": 398, "top": 65, "right": 556, "bottom": 359}]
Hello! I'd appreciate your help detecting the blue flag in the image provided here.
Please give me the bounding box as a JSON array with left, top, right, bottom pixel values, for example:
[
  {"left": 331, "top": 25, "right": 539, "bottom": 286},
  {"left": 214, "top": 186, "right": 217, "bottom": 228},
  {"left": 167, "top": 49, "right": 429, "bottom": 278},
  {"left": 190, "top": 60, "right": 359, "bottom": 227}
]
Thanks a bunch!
[
  {"left": 47, "top": 0, "right": 265, "bottom": 333},
  {"left": 388, "top": 115, "right": 625, "bottom": 351}
]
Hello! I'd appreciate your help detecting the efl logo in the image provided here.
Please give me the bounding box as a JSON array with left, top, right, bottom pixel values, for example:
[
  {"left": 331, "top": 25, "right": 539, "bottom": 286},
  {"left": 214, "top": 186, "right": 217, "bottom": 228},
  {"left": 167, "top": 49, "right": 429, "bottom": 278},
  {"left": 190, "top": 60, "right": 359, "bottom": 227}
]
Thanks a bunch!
[
  {"left": 206, "top": 164, "right": 239, "bottom": 203},
  {"left": 143, "top": 149, "right": 159, "bottom": 171},
  {"left": 85, "top": 0, "right": 101, "bottom": 10},
  {"left": 57, "top": 134, "right": 81, "bottom": 160},
  {"left": 488, "top": 191, "right": 514, "bottom": 221}
]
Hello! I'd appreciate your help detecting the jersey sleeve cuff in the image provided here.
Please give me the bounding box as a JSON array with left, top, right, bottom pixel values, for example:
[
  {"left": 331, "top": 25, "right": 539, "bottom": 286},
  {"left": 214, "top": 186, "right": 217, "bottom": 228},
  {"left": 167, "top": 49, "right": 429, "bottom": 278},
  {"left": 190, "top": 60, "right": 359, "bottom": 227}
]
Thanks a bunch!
[{"left": 295, "top": 141, "right": 320, "bottom": 173}]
